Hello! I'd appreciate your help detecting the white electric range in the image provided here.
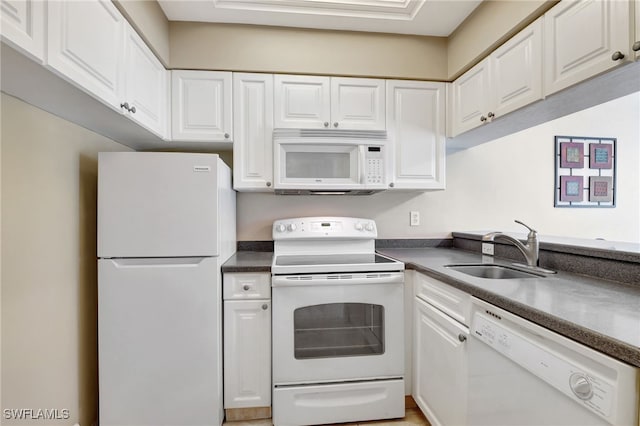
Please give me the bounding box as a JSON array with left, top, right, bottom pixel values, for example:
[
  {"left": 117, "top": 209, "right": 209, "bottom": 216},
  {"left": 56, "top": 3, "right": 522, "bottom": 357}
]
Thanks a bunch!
[{"left": 270, "top": 217, "right": 405, "bottom": 426}]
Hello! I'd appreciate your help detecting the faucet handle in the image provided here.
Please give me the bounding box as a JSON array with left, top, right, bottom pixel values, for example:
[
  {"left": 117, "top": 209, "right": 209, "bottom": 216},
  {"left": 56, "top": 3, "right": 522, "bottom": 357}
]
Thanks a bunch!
[{"left": 514, "top": 220, "right": 537, "bottom": 235}]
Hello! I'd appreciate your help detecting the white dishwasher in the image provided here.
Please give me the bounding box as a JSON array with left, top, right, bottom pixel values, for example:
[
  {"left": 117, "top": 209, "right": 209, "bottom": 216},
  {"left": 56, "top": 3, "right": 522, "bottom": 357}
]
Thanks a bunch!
[{"left": 468, "top": 297, "right": 639, "bottom": 426}]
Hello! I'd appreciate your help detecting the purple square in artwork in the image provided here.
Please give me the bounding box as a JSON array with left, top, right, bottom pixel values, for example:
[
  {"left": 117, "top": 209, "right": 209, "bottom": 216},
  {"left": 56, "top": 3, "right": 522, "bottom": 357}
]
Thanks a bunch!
[
  {"left": 559, "top": 176, "right": 583, "bottom": 202},
  {"left": 560, "top": 143, "right": 584, "bottom": 168},
  {"left": 590, "top": 143, "right": 613, "bottom": 169}
]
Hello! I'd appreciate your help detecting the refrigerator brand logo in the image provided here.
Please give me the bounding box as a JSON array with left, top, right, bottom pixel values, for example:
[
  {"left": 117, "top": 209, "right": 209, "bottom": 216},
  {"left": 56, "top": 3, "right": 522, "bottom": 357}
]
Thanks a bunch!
[{"left": 193, "top": 166, "right": 211, "bottom": 172}]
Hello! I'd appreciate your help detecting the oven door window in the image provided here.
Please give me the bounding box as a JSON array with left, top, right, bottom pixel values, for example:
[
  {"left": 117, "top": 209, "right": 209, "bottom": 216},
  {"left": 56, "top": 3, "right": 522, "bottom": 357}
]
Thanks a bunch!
[{"left": 294, "top": 303, "right": 384, "bottom": 359}]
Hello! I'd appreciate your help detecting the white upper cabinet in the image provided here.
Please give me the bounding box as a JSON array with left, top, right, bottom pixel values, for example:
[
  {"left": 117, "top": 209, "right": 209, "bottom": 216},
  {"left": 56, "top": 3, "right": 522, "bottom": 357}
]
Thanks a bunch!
[
  {"left": 451, "top": 18, "right": 543, "bottom": 137},
  {"left": 386, "top": 81, "right": 445, "bottom": 190},
  {"left": 275, "top": 74, "right": 385, "bottom": 130},
  {"left": 233, "top": 73, "right": 274, "bottom": 191},
  {"left": 47, "top": 0, "right": 125, "bottom": 110},
  {"left": 123, "top": 25, "right": 168, "bottom": 139},
  {"left": 274, "top": 74, "right": 330, "bottom": 128},
  {"left": 172, "top": 70, "right": 233, "bottom": 142},
  {"left": 1, "top": 0, "right": 45, "bottom": 62},
  {"left": 544, "top": 0, "right": 632, "bottom": 96},
  {"left": 491, "top": 17, "right": 543, "bottom": 118},
  {"left": 330, "top": 77, "right": 385, "bottom": 130}
]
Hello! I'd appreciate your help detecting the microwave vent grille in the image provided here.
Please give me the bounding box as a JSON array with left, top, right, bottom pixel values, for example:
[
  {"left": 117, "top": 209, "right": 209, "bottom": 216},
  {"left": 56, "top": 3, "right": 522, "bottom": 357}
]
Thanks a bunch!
[{"left": 274, "top": 129, "right": 387, "bottom": 140}]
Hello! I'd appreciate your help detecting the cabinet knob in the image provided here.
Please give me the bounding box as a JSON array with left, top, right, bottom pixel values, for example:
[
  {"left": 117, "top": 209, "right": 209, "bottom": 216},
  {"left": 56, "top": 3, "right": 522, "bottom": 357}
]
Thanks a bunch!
[
  {"left": 333, "top": 122, "right": 339, "bottom": 128},
  {"left": 611, "top": 51, "right": 625, "bottom": 61},
  {"left": 458, "top": 334, "right": 467, "bottom": 342},
  {"left": 129, "top": 105, "right": 136, "bottom": 114},
  {"left": 487, "top": 112, "right": 495, "bottom": 118},
  {"left": 224, "top": 133, "right": 230, "bottom": 139},
  {"left": 243, "top": 285, "right": 250, "bottom": 291},
  {"left": 324, "top": 122, "right": 329, "bottom": 127},
  {"left": 266, "top": 181, "right": 272, "bottom": 187},
  {"left": 389, "top": 182, "right": 395, "bottom": 188},
  {"left": 480, "top": 115, "right": 487, "bottom": 122},
  {"left": 120, "top": 102, "right": 130, "bottom": 111},
  {"left": 632, "top": 41, "right": 640, "bottom": 52},
  {"left": 262, "top": 304, "right": 269, "bottom": 310}
]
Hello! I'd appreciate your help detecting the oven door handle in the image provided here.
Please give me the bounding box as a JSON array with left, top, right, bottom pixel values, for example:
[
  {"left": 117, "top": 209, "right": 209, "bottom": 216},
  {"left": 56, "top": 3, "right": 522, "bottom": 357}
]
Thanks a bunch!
[{"left": 272, "top": 272, "right": 404, "bottom": 287}]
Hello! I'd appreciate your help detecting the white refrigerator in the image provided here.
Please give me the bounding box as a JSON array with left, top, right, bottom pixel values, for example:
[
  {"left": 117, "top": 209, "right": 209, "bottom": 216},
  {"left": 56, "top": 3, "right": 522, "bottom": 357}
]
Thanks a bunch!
[{"left": 97, "top": 152, "right": 236, "bottom": 426}]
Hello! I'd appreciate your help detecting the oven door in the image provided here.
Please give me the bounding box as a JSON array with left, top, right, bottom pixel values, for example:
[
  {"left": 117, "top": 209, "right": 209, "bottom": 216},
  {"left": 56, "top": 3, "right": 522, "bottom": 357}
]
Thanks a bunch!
[{"left": 272, "top": 272, "right": 404, "bottom": 385}]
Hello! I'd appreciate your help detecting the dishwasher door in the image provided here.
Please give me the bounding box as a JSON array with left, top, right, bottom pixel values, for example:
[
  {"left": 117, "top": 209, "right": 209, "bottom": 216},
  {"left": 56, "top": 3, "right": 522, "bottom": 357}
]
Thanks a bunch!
[{"left": 468, "top": 298, "right": 638, "bottom": 426}]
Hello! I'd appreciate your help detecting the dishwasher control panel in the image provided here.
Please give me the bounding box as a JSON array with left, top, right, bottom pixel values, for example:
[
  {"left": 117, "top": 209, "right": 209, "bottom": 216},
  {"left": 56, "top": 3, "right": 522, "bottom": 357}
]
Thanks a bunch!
[{"left": 472, "top": 312, "right": 615, "bottom": 421}]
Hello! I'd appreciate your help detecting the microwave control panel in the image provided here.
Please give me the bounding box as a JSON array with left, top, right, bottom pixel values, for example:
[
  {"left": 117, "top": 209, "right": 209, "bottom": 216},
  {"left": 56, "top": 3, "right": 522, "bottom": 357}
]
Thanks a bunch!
[{"left": 364, "top": 146, "right": 384, "bottom": 186}]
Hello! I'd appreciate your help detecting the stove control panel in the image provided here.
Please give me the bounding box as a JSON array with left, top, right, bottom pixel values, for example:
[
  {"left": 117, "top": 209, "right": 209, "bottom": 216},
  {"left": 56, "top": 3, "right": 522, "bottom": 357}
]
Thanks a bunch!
[{"left": 273, "top": 217, "right": 377, "bottom": 240}]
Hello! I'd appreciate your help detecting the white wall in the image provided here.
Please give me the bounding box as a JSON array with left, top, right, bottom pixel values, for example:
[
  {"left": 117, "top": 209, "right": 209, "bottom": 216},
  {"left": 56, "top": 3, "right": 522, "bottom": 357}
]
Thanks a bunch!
[
  {"left": 238, "top": 92, "right": 640, "bottom": 243},
  {"left": 1, "top": 94, "right": 132, "bottom": 426}
]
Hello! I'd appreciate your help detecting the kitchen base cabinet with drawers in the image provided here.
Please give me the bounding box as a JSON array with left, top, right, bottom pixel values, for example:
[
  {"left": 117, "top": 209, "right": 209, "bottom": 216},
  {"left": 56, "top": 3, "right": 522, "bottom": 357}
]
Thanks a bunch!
[
  {"left": 412, "top": 272, "right": 471, "bottom": 426},
  {"left": 223, "top": 273, "right": 271, "bottom": 421}
]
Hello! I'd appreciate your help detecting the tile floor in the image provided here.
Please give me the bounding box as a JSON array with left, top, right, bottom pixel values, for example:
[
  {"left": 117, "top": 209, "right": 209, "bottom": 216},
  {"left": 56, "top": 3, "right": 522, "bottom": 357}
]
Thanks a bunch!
[{"left": 223, "top": 407, "right": 431, "bottom": 426}]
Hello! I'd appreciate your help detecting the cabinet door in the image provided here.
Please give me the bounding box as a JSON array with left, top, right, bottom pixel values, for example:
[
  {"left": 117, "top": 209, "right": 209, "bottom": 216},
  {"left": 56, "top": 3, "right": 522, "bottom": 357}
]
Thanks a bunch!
[
  {"left": 223, "top": 300, "right": 271, "bottom": 409},
  {"left": 330, "top": 77, "right": 385, "bottom": 130},
  {"left": 491, "top": 18, "right": 543, "bottom": 118},
  {"left": 635, "top": 0, "right": 640, "bottom": 59},
  {"left": 413, "top": 297, "right": 468, "bottom": 426},
  {"left": 172, "top": 70, "right": 233, "bottom": 142},
  {"left": 544, "top": 0, "right": 631, "bottom": 96},
  {"left": 123, "top": 25, "right": 168, "bottom": 139},
  {"left": 274, "top": 74, "right": 330, "bottom": 128},
  {"left": 47, "top": 0, "right": 124, "bottom": 110},
  {"left": 386, "top": 81, "right": 445, "bottom": 190},
  {"left": 1, "top": 0, "right": 44, "bottom": 62},
  {"left": 450, "top": 58, "right": 490, "bottom": 136},
  {"left": 233, "top": 73, "right": 274, "bottom": 191}
]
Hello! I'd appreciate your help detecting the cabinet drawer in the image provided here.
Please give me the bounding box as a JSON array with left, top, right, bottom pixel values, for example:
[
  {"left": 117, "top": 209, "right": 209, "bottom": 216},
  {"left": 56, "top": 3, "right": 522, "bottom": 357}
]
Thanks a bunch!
[
  {"left": 224, "top": 273, "right": 271, "bottom": 300},
  {"left": 414, "top": 272, "right": 470, "bottom": 326}
]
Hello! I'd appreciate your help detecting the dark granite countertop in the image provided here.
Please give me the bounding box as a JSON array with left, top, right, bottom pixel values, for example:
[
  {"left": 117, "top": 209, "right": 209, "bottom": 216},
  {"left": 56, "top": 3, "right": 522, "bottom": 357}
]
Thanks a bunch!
[
  {"left": 377, "top": 247, "right": 640, "bottom": 368},
  {"left": 222, "top": 251, "right": 273, "bottom": 273}
]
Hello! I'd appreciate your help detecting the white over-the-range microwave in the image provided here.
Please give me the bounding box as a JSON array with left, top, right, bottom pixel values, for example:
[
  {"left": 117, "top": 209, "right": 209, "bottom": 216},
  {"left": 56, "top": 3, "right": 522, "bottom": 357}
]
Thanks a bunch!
[{"left": 273, "top": 129, "right": 388, "bottom": 195}]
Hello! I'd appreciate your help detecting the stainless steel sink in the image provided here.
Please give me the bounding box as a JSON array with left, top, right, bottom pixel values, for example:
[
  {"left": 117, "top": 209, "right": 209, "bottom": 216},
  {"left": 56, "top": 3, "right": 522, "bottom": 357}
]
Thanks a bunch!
[{"left": 444, "top": 264, "right": 544, "bottom": 279}]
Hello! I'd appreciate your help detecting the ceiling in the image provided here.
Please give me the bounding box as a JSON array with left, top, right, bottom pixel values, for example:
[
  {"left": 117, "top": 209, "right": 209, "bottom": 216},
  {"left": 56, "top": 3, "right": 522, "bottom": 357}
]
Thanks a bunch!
[{"left": 158, "top": 0, "right": 483, "bottom": 37}]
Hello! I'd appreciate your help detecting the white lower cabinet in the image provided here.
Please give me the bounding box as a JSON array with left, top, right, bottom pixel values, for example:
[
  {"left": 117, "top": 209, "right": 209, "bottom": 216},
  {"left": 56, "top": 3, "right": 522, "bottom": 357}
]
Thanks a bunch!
[
  {"left": 413, "top": 274, "right": 470, "bottom": 426},
  {"left": 223, "top": 273, "right": 271, "bottom": 412}
]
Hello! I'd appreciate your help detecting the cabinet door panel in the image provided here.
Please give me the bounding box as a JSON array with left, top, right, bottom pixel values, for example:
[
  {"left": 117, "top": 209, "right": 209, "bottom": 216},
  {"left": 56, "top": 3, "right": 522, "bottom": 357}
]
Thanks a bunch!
[
  {"left": 233, "top": 73, "right": 274, "bottom": 191},
  {"left": 274, "top": 74, "right": 330, "bottom": 128},
  {"left": 491, "top": 18, "right": 543, "bottom": 118},
  {"left": 451, "top": 58, "right": 490, "bottom": 136},
  {"left": 172, "top": 70, "right": 233, "bottom": 142},
  {"left": 413, "top": 298, "right": 468, "bottom": 426},
  {"left": 544, "top": 0, "right": 631, "bottom": 96},
  {"left": 124, "top": 26, "right": 168, "bottom": 138},
  {"left": 224, "top": 300, "right": 271, "bottom": 409},
  {"left": 386, "top": 81, "right": 445, "bottom": 190},
  {"left": 331, "top": 77, "right": 385, "bottom": 130},
  {"left": 1, "top": 0, "right": 44, "bottom": 61},
  {"left": 635, "top": 0, "right": 640, "bottom": 59},
  {"left": 47, "top": 0, "right": 124, "bottom": 109}
]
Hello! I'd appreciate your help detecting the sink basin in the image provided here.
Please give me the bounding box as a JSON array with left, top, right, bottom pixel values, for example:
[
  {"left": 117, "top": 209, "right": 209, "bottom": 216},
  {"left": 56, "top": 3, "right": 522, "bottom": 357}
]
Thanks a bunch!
[{"left": 445, "top": 264, "right": 544, "bottom": 279}]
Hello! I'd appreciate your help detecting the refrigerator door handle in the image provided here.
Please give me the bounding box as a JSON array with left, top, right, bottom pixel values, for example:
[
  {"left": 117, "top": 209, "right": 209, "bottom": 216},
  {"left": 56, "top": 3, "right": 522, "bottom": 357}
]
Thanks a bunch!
[{"left": 106, "top": 257, "right": 210, "bottom": 268}]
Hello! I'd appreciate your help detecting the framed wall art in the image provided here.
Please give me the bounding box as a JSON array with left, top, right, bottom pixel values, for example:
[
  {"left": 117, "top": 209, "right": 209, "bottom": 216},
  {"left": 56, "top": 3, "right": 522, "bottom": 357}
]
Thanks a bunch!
[{"left": 554, "top": 136, "right": 616, "bottom": 208}]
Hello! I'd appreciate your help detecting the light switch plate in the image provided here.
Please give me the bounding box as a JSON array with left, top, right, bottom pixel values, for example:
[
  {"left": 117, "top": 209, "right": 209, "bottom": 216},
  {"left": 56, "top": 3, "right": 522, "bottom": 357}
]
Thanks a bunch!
[{"left": 482, "top": 242, "right": 494, "bottom": 256}]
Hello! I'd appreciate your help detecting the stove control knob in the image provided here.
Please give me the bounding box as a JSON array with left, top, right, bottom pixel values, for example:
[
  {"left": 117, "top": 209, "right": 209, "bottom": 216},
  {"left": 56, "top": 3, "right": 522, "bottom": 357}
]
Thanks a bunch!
[
  {"left": 275, "top": 224, "right": 286, "bottom": 233},
  {"left": 365, "top": 223, "right": 374, "bottom": 232},
  {"left": 287, "top": 223, "right": 297, "bottom": 232},
  {"left": 355, "top": 222, "right": 363, "bottom": 231},
  {"left": 570, "top": 373, "right": 593, "bottom": 400}
]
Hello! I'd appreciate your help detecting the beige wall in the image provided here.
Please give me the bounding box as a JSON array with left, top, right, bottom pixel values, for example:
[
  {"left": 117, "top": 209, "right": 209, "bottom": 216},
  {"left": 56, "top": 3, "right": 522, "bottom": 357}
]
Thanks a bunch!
[
  {"left": 170, "top": 22, "right": 448, "bottom": 80},
  {"left": 238, "top": 92, "right": 640, "bottom": 243},
  {"left": 113, "top": 0, "right": 170, "bottom": 66},
  {"left": 447, "top": 0, "right": 558, "bottom": 79},
  {"left": 1, "top": 94, "right": 132, "bottom": 426}
]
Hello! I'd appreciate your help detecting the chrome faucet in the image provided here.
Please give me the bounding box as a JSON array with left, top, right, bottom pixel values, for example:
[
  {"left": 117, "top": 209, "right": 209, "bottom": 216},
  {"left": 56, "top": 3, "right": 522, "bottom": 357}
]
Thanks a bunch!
[{"left": 483, "top": 220, "right": 539, "bottom": 268}]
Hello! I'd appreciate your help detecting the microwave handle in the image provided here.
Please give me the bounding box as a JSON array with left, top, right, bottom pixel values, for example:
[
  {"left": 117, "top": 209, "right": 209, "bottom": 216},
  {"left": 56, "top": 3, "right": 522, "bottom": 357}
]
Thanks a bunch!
[{"left": 359, "top": 145, "right": 366, "bottom": 184}]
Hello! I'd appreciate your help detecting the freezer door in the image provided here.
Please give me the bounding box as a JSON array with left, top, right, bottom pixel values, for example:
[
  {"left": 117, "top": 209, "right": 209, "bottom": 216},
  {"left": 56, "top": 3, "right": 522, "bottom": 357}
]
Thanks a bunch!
[
  {"left": 98, "top": 257, "right": 223, "bottom": 426},
  {"left": 98, "top": 152, "right": 220, "bottom": 257}
]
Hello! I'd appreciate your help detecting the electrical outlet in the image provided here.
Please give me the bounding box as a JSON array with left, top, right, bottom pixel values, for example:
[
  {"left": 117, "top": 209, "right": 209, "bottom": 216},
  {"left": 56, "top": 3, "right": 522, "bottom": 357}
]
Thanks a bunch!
[
  {"left": 482, "top": 242, "right": 494, "bottom": 256},
  {"left": 410, "top": 211, "right": 420, "bottom": 226}
]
